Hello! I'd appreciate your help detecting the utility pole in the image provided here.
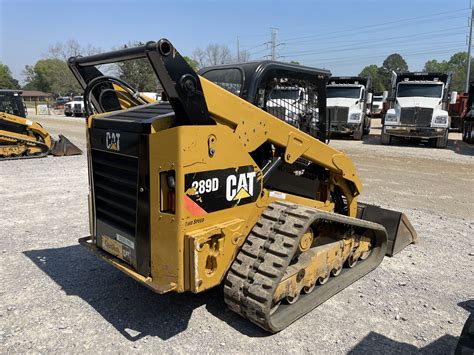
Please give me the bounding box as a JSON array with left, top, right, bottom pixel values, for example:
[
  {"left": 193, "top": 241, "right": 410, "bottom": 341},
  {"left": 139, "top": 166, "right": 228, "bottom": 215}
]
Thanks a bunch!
[
  {"left": 270, "top": 28, "right": 278, "bottom": 60},
  {"left": 237, "top": 36, "right": 240, "bottom": 63},
  {"left": 466, "top": 7, "right": 473, "bottom": 92}
]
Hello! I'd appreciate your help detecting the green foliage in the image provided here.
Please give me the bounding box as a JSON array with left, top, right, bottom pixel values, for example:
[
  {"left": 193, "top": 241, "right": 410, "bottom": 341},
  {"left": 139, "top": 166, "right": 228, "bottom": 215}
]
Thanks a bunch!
[
  {"left": 359, "top": 54, "right": 409, "bottom": 92},
  {"left": 359, "top": 64, "right": 385, "bottom": 92},
  {"left": 378, "top": 53, "right": 409, "bottom": 90},
  {"left": 115, "top": 43, "right": 160, "bottom": 91},
  {"left": 382, "top": 53, "right": 408, "bottom": 73},
  {"left": 22, "top": 59, "right": 80, "bottom": 95},
  {"left": 183, "top": 56, "right": 199, "bottom": 71},
  {"left": 423, "top": 52, "right": 474, "bottom": 92},
  {"left": 290, "top": 60, "right": 300, "bottom": 65},
  {"left": 0, "top": 63, "right": 20, "bottom": 89}
]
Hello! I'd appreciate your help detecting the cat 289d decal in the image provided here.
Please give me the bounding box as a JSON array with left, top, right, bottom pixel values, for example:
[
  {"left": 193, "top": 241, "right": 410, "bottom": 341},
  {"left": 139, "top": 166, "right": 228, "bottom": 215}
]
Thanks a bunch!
[{"left": 184, "top": 165, "right": 261, "bottom": 215}]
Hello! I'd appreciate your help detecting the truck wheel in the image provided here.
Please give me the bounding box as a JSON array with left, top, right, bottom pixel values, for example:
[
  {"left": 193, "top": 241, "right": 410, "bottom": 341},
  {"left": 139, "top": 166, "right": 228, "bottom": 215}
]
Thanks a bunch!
[
  {"left": 435, "top": 130, "right": 448, "bottom": 148},
  {"left": 380, "top": 131, "right": 391, "bottom": 145},
  {"left": 462, "top": 122, "right": 467, "bottom": 142},
  {"left": 363, "top": 118, "right": 371, "bottom": 135},
  {"left": 467, "top": 121, "right": 474, "bottom": 144},
  {"left": 353, "top": 124, "right": 363, "bottom": 140},
  {"left": 65, "top": 112, "right": 72, "bottom": 117}
]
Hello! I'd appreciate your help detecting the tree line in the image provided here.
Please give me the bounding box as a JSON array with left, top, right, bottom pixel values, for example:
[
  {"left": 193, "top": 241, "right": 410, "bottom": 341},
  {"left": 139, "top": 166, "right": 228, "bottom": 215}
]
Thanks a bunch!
[
  {"left": 0, "top": 38, "right": 471, "bottom": 96},
  {"left": 359, "top": 52, "right": 473, "bottom": 93}
]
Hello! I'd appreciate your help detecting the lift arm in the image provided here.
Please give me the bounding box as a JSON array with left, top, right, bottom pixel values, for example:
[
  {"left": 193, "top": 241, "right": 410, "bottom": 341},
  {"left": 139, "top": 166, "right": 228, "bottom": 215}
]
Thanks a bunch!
[{"left": 68, "top": 39, "right": 362, "bottom": 211}]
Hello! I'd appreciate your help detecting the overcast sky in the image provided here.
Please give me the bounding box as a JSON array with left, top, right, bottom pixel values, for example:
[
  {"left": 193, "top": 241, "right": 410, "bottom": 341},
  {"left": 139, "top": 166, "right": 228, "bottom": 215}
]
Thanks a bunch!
[{"left": 0, "top": 0, "right": 471, "bottom": 83}]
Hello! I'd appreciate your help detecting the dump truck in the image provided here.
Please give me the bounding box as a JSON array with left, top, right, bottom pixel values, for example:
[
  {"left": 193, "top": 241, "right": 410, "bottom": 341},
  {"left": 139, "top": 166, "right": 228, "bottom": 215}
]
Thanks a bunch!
[
  {"left": 0, "top": 89, "right": 82, "bottom": 159},
  {"left": 462, "top": 81, "right": 474, "bottom": 144},
  {"left": 64, "top": 95, "right": 86, "bottom": 117},
  {"left": 448, "top": 91, "right": 467, "bottom": 131},
  {"left": 69, "top": 39, "right": 416, "bottom": 333},
  {"left": 381, "top": 72, "right": 455, "bottom": 148},
  {"left": 370, "top": 93, "right": 384, "bottom": 118},
  {"left": 326, "top": 76, "right": 372, "bottom": 140}
]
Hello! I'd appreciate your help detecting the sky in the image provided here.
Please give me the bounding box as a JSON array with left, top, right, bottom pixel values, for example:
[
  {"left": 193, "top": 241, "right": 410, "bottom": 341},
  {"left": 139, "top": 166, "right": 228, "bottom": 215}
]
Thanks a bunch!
[{"left": 0, "top": 0, "right": 471, "bottom": 84}]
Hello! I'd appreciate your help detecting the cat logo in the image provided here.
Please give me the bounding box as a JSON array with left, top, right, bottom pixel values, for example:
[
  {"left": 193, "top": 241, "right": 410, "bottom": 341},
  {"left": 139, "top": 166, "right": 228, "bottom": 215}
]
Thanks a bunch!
[
  {"left": 105, "top": 131, "right": 121, "bottom": 151},
  {"left": 226, "top": 172, "right": 256, "bottom": 201}
]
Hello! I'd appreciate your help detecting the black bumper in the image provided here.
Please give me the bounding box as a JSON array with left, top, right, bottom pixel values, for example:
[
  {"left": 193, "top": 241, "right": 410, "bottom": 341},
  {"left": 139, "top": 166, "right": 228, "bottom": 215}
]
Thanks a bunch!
[
  {"left": 384, "top": 126, "right": 446, "bottom": 139},
  {"left": 330, "top": 122, "right": 360, "bottom": 134}
]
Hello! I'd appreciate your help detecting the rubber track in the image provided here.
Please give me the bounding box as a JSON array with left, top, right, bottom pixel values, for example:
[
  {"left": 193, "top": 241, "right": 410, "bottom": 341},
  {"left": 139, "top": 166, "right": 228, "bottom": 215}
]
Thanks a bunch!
[
  {"left": 0, "top": 134, "right": 49, "bottom": 160},
  {"left": 224, "top": 201, "right": 387, "bottom": 333}
]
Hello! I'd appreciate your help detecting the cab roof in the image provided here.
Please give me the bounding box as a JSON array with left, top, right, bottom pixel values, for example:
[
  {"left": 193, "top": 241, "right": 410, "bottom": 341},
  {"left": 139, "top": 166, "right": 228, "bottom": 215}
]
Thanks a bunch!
[{"left": 198, "top": 60, "right": 330, "bottom": 102}]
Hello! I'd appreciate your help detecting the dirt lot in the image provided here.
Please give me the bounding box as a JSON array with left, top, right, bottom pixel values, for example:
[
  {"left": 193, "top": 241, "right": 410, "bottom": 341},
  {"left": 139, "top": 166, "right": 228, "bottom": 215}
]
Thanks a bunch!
[{"left": 1, "top": 115, "right": 473, "bottom": 353}]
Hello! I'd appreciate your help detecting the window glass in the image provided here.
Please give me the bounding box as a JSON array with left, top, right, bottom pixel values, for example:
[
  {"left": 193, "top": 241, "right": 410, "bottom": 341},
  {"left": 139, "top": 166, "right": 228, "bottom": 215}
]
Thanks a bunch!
[
  {"left": 202, "top": 68, "right": 243, "bottom": 96},
  {"left": 327, "top": 86, "right": 361, "bottom": 99},
  {"left": 397, "top": 84, "right": 443, "bottom": 98}
]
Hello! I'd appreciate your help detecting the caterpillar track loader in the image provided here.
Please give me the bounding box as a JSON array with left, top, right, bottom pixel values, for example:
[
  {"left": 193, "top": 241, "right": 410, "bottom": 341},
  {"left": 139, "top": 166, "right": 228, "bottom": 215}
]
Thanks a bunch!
[
  {"left": 70, "top": 39, "right": 417, "bottom": 333},
  {"left": 0, "top": 90, "right": 82, "bottom": 159}
]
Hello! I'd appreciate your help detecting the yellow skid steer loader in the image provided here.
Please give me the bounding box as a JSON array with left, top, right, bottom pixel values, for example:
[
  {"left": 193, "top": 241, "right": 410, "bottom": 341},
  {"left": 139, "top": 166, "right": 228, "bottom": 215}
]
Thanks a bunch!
[
  {"left": 0, "top": 90, "right": 82, "bottom": 159},
  {"left": 68, "top": 39, "right": 416, "bottom": 332}
]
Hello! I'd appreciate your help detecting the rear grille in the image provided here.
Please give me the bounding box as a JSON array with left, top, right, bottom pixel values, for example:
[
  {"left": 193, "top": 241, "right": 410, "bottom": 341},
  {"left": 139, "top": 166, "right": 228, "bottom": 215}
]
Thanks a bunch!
[
  {"left": 92, "top": 149, "right": 138, "bottom": 236},
  {"left": 400, "top": 107, "right": 433, "bottom": 126},
  {"left": 327, "top": 107, "right": 349, "bottom": 123},
  {"left": 74, "top": 103, "right": 82, "bottom": 111}
]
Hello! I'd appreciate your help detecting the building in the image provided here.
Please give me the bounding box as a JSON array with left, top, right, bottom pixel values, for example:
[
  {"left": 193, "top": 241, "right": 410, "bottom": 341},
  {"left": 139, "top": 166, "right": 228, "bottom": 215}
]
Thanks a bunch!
[{"left": 21, "top": 90, "right": 53, "bottom": 102}]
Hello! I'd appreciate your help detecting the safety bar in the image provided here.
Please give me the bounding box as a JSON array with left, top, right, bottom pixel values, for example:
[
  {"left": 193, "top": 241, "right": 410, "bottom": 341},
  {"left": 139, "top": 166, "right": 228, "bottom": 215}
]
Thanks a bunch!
[{"left": 68, "top": 39, "right": 215, "bottom": 126}]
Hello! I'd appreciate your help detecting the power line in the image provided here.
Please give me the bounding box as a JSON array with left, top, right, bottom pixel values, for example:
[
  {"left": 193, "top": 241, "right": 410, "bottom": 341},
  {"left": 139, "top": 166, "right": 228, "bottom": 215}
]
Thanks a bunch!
[
  {"left": 281, "top": 35, "right": 466, "bottom": 58},
  {"left": 282, "top": 26, "right": 465, "bottom": 48},
  {"left": 303, "top": 45, "right": 466, "bottom": 67},
  {"left": 279, "top": 8, "right": 469, "bottom": 42}
]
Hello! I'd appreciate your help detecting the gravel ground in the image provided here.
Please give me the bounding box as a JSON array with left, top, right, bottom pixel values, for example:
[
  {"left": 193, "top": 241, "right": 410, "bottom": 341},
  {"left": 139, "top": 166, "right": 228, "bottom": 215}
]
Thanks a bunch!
[{"left": 0, "top": 115, "right": 473, "bottom": 353}]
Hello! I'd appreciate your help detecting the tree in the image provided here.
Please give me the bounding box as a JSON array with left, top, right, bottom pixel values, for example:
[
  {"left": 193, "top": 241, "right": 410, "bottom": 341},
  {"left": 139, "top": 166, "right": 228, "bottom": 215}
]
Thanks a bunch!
[
  {"left": 423, "top": 59, "right": 449, "bottom": 73},
  {"left": 183, "top": 56, "right": 199, "bottom": 71},
  {"left": 290, "top": 60, "right": 300, "bottom": 65},
  {"left": 377, "top": 53, "right": 409, "bottom": 90},
  {"left": 382, "top": 53, "right": 408, "bottom": 73},
  {"left": 423, "top": 52, "right": 474, "bottom": 92},
  {"left": 192, "top": 44, "right": 232, "bottom": 68},
  {"left": 46, "top": 38, "right": 100, "bottom": 61},
  {"left": 359, "top": 64, "right": 385, "bottom": 92},
  {"left": 236, "top": 50, "right": 251, "bottom": 63},
  {"left": 115, "top": 42, "right": 159, "bottom": 91},
  {"left": 0, "top": 63, "right": 20, "bottom": 89},
  {"left": 22, "top": 59, "right": 81, "bottom": 95}
]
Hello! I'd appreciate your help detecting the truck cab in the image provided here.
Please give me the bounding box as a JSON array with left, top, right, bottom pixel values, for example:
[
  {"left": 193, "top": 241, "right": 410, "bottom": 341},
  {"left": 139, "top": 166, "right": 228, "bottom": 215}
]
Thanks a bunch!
[
  {"left": 265, "top": 86, "right": 309, "bottom": 127},
  {"left": 64, "top": 95, "right": 85, "bottom": 117},
  {"left": 327, "top": 76, "right": 372, "bottom": 140},
  {"left": 370, "top": 94, "right": 384, "bottom": 117},
  {"left": 382, "top": 72, "right": 452, "bottom": 148}
]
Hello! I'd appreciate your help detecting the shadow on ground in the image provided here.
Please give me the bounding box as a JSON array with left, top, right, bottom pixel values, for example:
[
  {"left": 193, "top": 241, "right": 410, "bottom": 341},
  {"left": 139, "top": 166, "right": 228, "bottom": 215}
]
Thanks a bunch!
[
  {"left": 23, "top": 245, "right": 268, "bottom": 341},
  {"left": 458, "top": 299, "right": 474, "bottom": 314},
  {"left": 349, "top": 332, "right": 458, "bottom": 354},
  {"left": 349, "top": 299, "right": 474, "bottom": 354}
]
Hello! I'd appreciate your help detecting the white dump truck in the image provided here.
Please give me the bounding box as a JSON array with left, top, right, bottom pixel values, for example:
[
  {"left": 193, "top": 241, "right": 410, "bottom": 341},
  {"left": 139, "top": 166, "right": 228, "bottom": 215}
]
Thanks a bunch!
[
  {"left": 266, "top": 86, "right": 309, "bottom": 127},
  {"left": 327, "top": 76, "right": 372, "bottom": 140},
  {"left": 381, "top": 72, "right": 456, "bottom": 148},
  {"left": 370, "top": 93, "right": 384, "bottom": 118},
  {"left": 64, "top": 96, "right": 85, "bottom": 117}
]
